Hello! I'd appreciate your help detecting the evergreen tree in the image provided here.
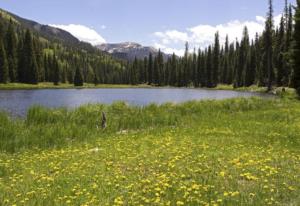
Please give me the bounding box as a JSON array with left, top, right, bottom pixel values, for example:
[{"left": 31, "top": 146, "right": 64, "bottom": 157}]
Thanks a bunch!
[
  {"left": 212, "top": 32, "right": 220, "bottom": 87},
  {"left": 157, "top": 50, "right": 164, "bottom": 85},
  {"left": 275, "top": 16, "right": 285, "bottom": 86},
  {"left": 206, "top": 46, "right": 213, "bottom": 87},
  {"left": 52, "top": 55, "right": 60, "bottom": 85},
  {"left": 148, "top": 53, "right": 153, "bottom": 84},
  {"left": 74, "top": 66, "right": 84, "bottom": 86},
  {"left": 131, "top": 57, "right": 139, "bottom": 85},
  {"left": 192, "top": 48, "right": 198, "bottom": 87},
  {"left": 183, "top": 42, "right": 189, "bottom": 86},
  {"left": 287, "top": 4, "right": 294, "bottom": 86},
  {"left": 265, "top": 0, "right": 274, "bottom": 91},
  {"left": 143, "top": 57, "right": 148, "bottom": 83},
  {"left": 222, "top": 35, "right": 229, "bottom": 84},
  {"left": 197, "top": 49, "right": 202, "bottom": 86},
  {"left": 5, "top": 19, "right": 18, "bottom": 82},
  {"left": 0, "top": 40, "right": 9, "bottom": 83},
  {"left": 241, "top": 27, "right": 250, "bottom": 86},
  {"left": 292, "top": 0, "right": 300, "bottom": 96},
  {"left": 170, "top": 53, "right": 177, "bottom": 86},
  {"left": 17, "top": 32, "right": 25, "bottom": 82},
  {"left": 94, "top": 73, "right": 99, "bottom": 85},
  {"left": 43, "top": 55, "right": 49, "bottom": 82},
  {"left": 200, "top": 51, "right": 207, "bottom": 86},
  {"left": 245, "top": 41, "right": 256, "bottom": 86},
  {"left": 22, "top": 30, "right": 38, "bottom": 84},
  {"left": 227, "top": 43, "right": 235, "bottom": 84},
  {"left": 234, "top": 40, "right": 240, "bottom": 88},
  {"left": 234, "top": 27, "right": 250, "bottom": 87}
]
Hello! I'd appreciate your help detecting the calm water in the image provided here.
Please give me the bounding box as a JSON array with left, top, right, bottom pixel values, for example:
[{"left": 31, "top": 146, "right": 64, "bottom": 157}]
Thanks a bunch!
[{"left": 0, "top": 88, "right": 273, "bottom": 117}]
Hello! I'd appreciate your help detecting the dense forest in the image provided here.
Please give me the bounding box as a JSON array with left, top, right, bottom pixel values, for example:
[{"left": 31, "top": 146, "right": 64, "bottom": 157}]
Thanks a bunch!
[
  {"left": 0, "top": 10, "right": 126, "bottom": 86},
  {"left": 129, "top": 0, "right": 299, "bottom": 93},
  {"left": 0, "top": 0, "right": 300, "bottom": 96}
]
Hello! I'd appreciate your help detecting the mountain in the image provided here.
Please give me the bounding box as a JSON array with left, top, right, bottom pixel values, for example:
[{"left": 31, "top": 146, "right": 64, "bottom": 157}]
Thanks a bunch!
[
  {"left": 0, "top": 9, "right": 170, "bottom": 62},
  {"left": 0, "top": 8, "right": 98, "bottom": 52},
  {"left": 0, "top": 8, "right": 126, "bottom": 85},
  {"left": 96, "top": 42, "right": 170, "bottom": 61}
]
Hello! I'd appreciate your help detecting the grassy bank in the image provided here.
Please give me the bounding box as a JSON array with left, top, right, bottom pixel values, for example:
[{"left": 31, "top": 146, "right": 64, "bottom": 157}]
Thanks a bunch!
[
  {"left": 0, "top": 83, "right": 152, "bottom": 90},
  {"left": 0, "top": 98, "right": 299, "bottom": 205}
]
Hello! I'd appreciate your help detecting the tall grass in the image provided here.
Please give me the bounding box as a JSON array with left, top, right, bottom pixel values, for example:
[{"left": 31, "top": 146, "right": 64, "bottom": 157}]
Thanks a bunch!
[{"left": 0, "top": 97, "right": 298, "bottom": 153}]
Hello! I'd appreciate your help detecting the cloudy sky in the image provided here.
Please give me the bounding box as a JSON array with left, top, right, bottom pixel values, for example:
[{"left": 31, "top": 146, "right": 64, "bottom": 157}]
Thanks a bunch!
[{"left": 0, "top": 0, "right": 295, "bottom": 55}]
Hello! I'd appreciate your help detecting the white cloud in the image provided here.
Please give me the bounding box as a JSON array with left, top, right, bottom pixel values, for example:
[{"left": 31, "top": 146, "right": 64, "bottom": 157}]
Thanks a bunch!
[
  {"left": 153, "top": 43, "right": 185, "bottom": 56},
  {"left": 153, "top": 14, "right": 282, "bottom": 56},
  {"left": 49, "top": 24, "right": 106, "bottom": 45},
  {"left": 101, "top": 25, "right": 107, "bottom": 30},
  {"left": 154, "top": 30, "right": 189, "bottom": 44}
]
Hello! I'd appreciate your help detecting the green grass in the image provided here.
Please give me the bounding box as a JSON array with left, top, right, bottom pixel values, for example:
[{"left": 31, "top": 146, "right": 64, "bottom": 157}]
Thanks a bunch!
[{"left": 0, "top": 97, "right": 299, "bottom": 205}]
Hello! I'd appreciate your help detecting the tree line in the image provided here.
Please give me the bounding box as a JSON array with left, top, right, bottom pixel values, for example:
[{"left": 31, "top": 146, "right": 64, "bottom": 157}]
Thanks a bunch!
[
  {"left": 126, "top": 0, "right": 299, "bottom": 93},
  {"left": 0, "top": 13, "right": 126, "bottom": 86},
  {"left": 0, "top": 0, "right": 300, "bottom": 97}
]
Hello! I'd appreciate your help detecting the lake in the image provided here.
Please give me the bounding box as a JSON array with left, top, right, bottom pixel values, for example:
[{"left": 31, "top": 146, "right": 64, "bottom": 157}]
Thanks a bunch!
[{"left": 0, "top": 88, "right": 273, "bottom": 117}]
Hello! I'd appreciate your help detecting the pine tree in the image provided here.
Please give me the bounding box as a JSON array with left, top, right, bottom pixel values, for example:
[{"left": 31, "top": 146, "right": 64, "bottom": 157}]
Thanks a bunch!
[
  {"left": 292, "top": 0, "right": 300, "bottom": 96},
  {"left": 5, "top": 19, "right": 18, "bottom": 82},
  {"left": 245, "top": 41, "right": 256, "bottom": 86},
  {"left": 275, "top": 16, "right": 285, "bottom": 86},
  {"left": 143, "top": 57, "right": 148, "bottom": 83},
  {"left": 287, "top": 4, "right": 294, "bottom": 86},
  {"left": 183, "top": 42, "right": 189, "bottom": 86},
  {"left": 94, "top": 73, "right": 99, "bottom": 85},
  {"left": 197, "top": 49, "right": 202, "bottom": 86},
  {"left": 227, "top": 43, "right": 235, "bottom": 84},
  {"left": 157, "top": 50, "right": 164, "bottom": 85},
  {"left": 265, "top": 0, "right": 274, "bottom": 91},
  {"left": 131, "top": 57, "right": 139, "bottom": 85},
  {"left": 206, "top": 46, "right": 213, "bottom": 88},
  {"left": 52, "top": 55, "right": 60, "bottom": 85},
  {"left": 148, "top": 53, "right": 153, "bottom": 84},
  {"left": 241, "top": 27, "right": 251, "bottom": 86},
  {"left": 170, "top": 53, "right": 177, "bottom": 86},
  {"left": 212, "top": 32, "right": 220, "bottom": 87},
  {"left": 153, "top": 53, "right": 160, "bottom": 85},
  {"left": 43, "top": 55, "right": 49, "bottom": 82},
  {"left": 17, "top": 32, "right": 25, "bottom": 82},
  {"left": 192, "top": 48, "right": 198, "bottom": 87},
  {"left": 222, "top": 35, "right": 229, "bottom": 84},
  {"left": 74, "top": 66, "right": 84, "bottom": 86},
  {"left": 0, "top": 40, "right": 9, "bottom": 83},
  {"left": 22, "top": 30, "right": 38, "bottom": 84},
  {"left": 234, "top": 28, "right": 249, "bottom": 87},
  {"left": 234, "top": 40, "right": 240, "bottom": 88}
]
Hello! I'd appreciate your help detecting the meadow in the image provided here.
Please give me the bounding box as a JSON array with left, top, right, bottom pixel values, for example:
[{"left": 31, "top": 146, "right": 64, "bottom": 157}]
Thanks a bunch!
[{"left": 0, "top": 95, "right": 299, "bottom": 205}]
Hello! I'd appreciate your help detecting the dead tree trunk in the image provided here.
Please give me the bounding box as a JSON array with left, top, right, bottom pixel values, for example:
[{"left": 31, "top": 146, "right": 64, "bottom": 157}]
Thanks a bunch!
[{"left": 101, "top": 112, "right": 107, "bottom": 129}]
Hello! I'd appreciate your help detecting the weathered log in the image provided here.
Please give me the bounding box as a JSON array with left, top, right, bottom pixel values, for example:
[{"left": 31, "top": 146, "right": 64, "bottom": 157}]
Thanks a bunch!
[{"left": 102, "top": 112, "right": 107, "bottom": 129}]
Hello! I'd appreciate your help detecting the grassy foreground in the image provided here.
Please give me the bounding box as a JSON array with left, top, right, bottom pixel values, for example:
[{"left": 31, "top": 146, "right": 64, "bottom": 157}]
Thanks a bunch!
[{"left": 0, "top": 98, "right": 299, "bottom": 205}]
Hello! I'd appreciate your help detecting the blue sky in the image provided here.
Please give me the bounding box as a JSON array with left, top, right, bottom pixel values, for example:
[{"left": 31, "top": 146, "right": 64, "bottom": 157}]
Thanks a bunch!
[{"left": 0, "top": 0, "right": 295, "bottom": 55}]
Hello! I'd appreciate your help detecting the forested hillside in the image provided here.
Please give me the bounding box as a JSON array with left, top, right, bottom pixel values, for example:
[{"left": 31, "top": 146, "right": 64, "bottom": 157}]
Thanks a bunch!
[{"left": 0, "top": 9, "right": 126, "bottom": 85}]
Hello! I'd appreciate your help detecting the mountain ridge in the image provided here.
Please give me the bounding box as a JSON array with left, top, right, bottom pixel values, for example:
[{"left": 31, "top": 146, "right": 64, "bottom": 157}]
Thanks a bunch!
[
  {"left": 97, "top": 42, "right": 170, "bottom": 61},
  {"left": 0, "top": 8, "right": 171, "bottom": 62}
]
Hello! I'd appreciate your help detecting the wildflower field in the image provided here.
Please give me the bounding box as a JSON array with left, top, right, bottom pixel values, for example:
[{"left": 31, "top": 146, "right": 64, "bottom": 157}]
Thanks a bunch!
[{"left": 0, "top": 97, "right": 299, "bottom": 205}]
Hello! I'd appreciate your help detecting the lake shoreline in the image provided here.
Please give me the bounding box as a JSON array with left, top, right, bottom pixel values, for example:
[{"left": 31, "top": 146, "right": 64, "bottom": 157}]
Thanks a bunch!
[
  {"left": 0, "top": 82, "right": 295, "bottom": 95},
  {"left": 0, "top": 87, "right": 276, "bottom": 118}
]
